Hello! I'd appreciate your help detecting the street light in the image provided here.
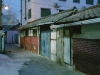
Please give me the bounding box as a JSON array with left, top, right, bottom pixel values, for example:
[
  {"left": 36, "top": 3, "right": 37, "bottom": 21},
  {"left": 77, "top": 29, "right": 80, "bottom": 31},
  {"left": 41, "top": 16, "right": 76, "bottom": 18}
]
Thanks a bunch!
[{"left": 4, "top": 6, "right": 8, "bottom": 10}]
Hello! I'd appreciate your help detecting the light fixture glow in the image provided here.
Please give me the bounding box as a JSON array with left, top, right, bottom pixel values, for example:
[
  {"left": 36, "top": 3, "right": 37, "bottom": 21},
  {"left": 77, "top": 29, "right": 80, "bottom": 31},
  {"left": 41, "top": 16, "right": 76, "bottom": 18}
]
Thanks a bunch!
[{"left": 4, "top": 6, "right": 8, "bottom": 10}]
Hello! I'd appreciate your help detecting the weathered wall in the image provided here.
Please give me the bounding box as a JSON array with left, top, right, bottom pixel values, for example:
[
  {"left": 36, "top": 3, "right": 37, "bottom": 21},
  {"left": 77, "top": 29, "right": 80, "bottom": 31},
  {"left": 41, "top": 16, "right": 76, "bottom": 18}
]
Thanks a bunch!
[
  {"left": 73, "top": 24, "right": 100, "bottom": 39},
  {"left": 30, "top": 37, "right": 38, "bottom": 54},
  {"left": 51, "top": 29, "right": 57, "bottom": 61},
  {"left": 73, "top": 24, "right": 100, "bottom": 75},
  {"left": 24, "top": 36, "right": 31, "bottom": 50},
  {"left": 56, "top": 28, "right": 64, "bottom": 65}
]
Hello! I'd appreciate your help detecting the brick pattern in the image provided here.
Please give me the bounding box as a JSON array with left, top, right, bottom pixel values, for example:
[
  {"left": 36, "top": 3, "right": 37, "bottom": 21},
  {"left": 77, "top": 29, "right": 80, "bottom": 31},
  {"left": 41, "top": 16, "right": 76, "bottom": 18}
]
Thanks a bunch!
[
  {"left": 30, "top": 37, "right": 38, "bottom": 54},
  {"left": 20, "top": 36, "right": 38, "bottom": 54},
  {"left": 73, "top": 38, "right": 100, "bottom": 75},
  {"left": 24, "top": 37, "right": 31, "bottom": 50}
]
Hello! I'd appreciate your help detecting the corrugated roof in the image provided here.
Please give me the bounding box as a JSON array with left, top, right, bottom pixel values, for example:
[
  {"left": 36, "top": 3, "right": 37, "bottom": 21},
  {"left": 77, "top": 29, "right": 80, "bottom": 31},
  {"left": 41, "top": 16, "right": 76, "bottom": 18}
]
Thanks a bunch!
[
  {"left": 18, "top": 6, "right": 77, "bottom": 30},
  {"left": 56, "top": 4, "right": 100, "bottom": 24}
]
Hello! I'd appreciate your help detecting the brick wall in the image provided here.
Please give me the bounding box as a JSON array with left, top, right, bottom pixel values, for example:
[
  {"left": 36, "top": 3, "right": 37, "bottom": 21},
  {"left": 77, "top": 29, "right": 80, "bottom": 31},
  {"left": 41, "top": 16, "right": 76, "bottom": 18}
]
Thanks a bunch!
[
  {"left": 73, "top": 38, "right": 100, "bottom": 75},
  {"left": 30, "top": 37, "right": 38, "bottom": 54}
]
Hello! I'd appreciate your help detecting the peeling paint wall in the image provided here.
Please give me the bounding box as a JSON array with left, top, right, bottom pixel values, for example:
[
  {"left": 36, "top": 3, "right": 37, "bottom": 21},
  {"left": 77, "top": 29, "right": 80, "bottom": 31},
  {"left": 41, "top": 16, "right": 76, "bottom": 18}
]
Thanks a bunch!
[
  {"left": 51, "top": 29, "right": 57, "bottom": 61},
  {"left": 56, "top": 28, "right": 64, "bottom": 65}
]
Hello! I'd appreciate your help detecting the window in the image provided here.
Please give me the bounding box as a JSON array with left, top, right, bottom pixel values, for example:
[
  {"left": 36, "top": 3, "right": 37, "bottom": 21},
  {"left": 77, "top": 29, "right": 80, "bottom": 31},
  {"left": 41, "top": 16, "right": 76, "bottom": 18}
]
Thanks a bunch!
[
  {"left": 28, "top": 9, "right": 31, "bottom": 19},
  {"left": 59, "top": 10, "right": 64, "bottom": 12},
  {"left": 33, "top": 29, "right": 37, "bottom": 37},
  {"left": 41, "top": 8, "right": 51, "bottom": 17},
  {"left": 73, "top": 0, "right": 80, "bottom": 3},
  {"left": 59, "top": 0, "right": 66, "bottom": 1},
  {"left": 25, "top": 30, "right": 28, "bottom": 36},
  {"left": 28, "top": 0, "right": 30, "bottom": 1},
  {"left": 86, "top": 0, "right": 93, "bottom": 5},
  {"left": 98, "top": 0, "right": 100, "bottom": 4}
]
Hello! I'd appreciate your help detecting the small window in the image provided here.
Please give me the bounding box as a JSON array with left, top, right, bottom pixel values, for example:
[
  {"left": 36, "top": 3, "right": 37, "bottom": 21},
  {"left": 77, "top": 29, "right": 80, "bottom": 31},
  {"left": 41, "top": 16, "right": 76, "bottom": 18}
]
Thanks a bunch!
[
  {"left": 59, "top": 10, "right": 64, "bottom": 12},
  {"left": 33, "top": 29, "right": 37, "bottom": 37},
  {"left": 59, "top": 0, "right": 66, "bottom": 1},
  {"left": 41, "top": 8, "right": 51, "bottom": 17},
  {"left": 98, "top": 0, "right": 100, "bottom": 4},
  {"left": 73, "top": 0, "right": 80, "bottom": 3},
  {"left": 86, "top": 0, "right": 93, "bottom": 5},
  {"left": 25, "top": 30, "right": 28, "bottom": 36},
  {"left": 28, "top": 9, "right": 31, "bottom": 19}
]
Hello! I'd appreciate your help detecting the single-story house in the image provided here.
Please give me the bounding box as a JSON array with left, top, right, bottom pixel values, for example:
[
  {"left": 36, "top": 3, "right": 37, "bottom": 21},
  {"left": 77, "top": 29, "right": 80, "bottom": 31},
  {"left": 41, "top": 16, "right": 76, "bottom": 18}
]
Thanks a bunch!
[
  {"left": 18, "top": 6, "right": 77, "bottom": 59},
  {"left": 52, "top": 4, "right": 100, "bottom": 75}
]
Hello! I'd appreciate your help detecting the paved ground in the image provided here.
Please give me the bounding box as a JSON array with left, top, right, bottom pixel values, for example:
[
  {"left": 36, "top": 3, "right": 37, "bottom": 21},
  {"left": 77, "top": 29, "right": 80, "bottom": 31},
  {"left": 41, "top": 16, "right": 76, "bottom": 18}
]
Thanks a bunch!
[{"left": 0, "top": 44, "right": 86, "bottom": 75}]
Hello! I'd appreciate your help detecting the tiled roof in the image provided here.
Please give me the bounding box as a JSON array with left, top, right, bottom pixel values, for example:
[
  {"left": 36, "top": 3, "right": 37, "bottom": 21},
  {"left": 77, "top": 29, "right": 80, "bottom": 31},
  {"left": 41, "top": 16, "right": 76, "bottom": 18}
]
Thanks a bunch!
[
  {"left": 56, "top": 4, "right": 100, "bottom": 24},
  {"left": 19, "top": 6, "right": 77, "bottom": 30}
]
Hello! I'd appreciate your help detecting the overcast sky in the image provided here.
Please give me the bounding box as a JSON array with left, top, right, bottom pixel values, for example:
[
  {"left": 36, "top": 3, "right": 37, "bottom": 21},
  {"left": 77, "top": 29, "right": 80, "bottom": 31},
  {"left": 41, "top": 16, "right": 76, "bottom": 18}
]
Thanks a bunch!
[{"left": 3, "top": 0, "right": 20, "bottom": 18}]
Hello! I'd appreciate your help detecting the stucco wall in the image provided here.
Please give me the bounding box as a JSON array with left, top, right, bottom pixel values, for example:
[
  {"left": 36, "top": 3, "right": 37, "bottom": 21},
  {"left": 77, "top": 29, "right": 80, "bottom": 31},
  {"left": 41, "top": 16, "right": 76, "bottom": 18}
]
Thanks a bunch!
[{"left": 73, "top": 24, "right": 100, "bottom": 39}]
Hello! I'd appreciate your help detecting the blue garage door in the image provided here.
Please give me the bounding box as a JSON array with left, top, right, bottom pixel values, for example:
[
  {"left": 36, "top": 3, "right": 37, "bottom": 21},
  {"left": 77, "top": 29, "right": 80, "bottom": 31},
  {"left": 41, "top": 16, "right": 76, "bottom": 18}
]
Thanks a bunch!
[{"left": 41, "top": 30, "right": 50, "bottom": 58}]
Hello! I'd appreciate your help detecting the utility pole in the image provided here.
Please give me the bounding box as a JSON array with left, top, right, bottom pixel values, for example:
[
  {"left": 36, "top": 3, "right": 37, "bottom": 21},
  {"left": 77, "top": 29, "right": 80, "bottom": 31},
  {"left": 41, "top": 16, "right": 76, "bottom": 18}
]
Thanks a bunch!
[
  {"left": 0, "top": 0, "right": 5, "bottom": 53},
  {"left": 0, "top": 0, "right": 2, "bottom": 28}
]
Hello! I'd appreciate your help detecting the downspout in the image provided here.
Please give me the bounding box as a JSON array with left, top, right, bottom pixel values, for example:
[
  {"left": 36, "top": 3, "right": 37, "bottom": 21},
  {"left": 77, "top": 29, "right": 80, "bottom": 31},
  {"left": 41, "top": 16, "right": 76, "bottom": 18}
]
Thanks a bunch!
[
  {"left": 0, "top": 0, "right": 2, "bottom": 28},
  {"left": 21, "top": 0, "right": 22, "bottom": 26},
  {"left": 25, "top": 0, "right": 27, "bottom": 20}
]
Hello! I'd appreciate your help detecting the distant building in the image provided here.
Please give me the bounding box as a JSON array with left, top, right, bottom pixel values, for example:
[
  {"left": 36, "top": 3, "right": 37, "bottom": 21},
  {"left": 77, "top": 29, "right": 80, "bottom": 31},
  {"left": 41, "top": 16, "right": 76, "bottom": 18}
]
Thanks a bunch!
[{"left": 21, "top": 0, "right": 99, "bottom": 26}]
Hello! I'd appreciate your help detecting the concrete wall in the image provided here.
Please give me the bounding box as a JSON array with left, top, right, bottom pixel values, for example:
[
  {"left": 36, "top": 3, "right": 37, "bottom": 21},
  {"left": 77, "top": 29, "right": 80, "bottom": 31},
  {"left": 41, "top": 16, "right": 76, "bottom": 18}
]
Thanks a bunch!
[{"left": 73, "top": 24, "right": 100, "bottom": 39}]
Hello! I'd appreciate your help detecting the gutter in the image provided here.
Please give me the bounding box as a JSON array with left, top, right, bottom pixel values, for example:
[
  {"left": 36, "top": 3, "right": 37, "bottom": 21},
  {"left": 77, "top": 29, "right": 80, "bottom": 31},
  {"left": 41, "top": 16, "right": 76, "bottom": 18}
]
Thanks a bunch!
[{"left": 50, "top": 18, "right": 100, "bottom": 29}]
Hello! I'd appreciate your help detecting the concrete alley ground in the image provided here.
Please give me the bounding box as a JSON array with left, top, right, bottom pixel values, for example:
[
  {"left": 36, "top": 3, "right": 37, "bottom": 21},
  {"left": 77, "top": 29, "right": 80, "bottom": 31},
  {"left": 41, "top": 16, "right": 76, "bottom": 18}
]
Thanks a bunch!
[{"left": 0, "top": 44, "right": 86, "bottom": 75}]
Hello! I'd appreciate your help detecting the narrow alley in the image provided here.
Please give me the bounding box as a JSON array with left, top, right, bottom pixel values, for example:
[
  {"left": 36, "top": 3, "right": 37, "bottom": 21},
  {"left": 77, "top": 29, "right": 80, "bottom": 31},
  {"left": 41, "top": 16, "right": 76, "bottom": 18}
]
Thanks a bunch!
[{"left": 0, "top": 44, "right": 85, "bottom": 75}]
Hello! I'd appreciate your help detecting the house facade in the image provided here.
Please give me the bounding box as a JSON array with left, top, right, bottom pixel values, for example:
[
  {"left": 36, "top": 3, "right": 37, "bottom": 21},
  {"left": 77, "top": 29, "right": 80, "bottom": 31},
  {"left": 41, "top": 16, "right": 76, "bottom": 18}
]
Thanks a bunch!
[
  {"left": 52, "top": 4, "right": 100, "bottom": 75},
  {"left": 21, "top": 0, "right": 99, "bottom": 26}
]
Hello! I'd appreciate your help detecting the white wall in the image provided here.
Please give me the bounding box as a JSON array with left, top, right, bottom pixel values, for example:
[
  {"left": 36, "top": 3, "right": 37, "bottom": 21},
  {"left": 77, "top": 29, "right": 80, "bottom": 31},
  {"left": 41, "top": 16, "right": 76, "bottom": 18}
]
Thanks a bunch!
[{"left": 21, "top": 0, "right": 98, "bottom": 26}]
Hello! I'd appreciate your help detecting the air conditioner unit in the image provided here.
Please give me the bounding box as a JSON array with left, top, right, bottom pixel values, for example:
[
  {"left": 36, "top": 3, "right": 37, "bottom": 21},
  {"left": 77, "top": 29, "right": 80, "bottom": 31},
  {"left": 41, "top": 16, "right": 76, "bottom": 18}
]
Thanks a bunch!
[{"left": 54, "top": 2, "right": 60, "bottom": 8}]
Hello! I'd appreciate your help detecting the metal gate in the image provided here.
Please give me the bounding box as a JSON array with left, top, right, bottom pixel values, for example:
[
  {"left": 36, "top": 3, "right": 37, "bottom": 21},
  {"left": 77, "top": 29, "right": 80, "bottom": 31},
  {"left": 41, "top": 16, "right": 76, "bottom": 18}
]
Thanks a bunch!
[
  {"left": 41, "top": 30, "right": 50, "bottom": 58},
  {"left": 73, "top": 39, "right": 100, "bottom": 75}
]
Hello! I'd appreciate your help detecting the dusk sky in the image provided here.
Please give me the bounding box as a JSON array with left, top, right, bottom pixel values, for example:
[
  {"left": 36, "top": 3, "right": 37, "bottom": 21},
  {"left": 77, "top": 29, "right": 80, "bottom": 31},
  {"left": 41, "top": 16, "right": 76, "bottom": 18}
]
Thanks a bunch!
[{"left": 3, "top": 0, "right": 20, "bottom": 18}]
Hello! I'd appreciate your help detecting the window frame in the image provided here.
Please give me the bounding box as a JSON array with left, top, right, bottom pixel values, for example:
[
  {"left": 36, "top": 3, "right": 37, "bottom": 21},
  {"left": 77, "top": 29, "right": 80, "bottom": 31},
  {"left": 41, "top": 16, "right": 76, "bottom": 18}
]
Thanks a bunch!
[
  {"left": 28, "top": 9, "right": 31, "bottom": 19},
  {"left": 86, "top": 0, "right": 94, "bottom": 5},
  {"left": 25, "top": 30, "right": 29, "bottom": 36},
  {"left": 33, "top": 29, "right": 38, "bottom": 37},
  {"left": 41, "top": 8, "right": 51, "bottom": 17},
  {"left": 28, "top": 0, "right": 30, "bottom": 2},
  {"left": 73, "top": 0, "right": 80, "bottom": 3},
  {"left": 59, "top": 0, "right": 66, "bottom": 1}
]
